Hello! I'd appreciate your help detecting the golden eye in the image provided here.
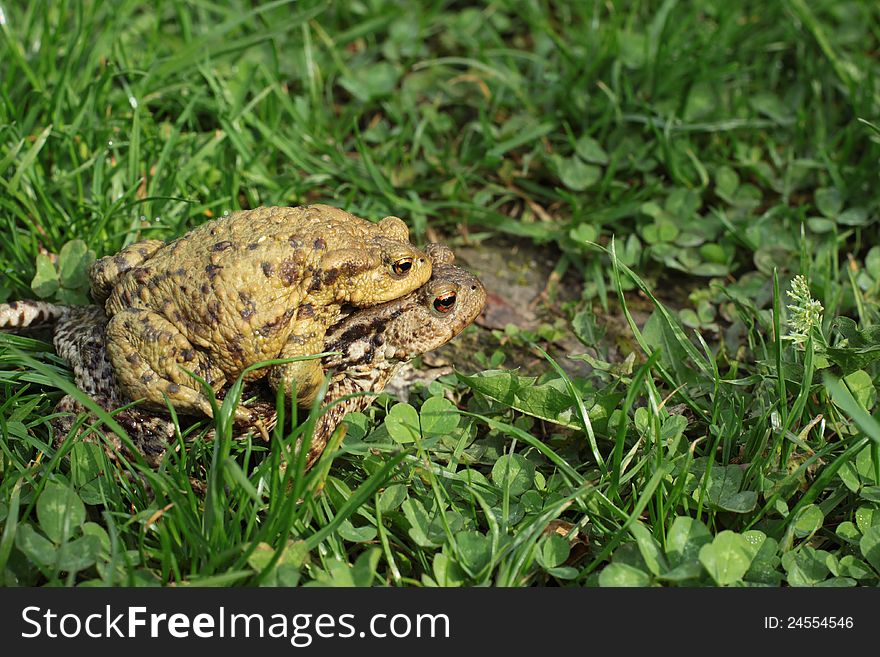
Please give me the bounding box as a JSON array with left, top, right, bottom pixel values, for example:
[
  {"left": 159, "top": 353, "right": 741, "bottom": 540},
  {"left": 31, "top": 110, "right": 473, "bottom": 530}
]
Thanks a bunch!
[
  {"left": 433, "top": 291, "right": 456, "bottom": 314},
  {"left": 392, "top": 258, "right": 413, "bottom": 276}
]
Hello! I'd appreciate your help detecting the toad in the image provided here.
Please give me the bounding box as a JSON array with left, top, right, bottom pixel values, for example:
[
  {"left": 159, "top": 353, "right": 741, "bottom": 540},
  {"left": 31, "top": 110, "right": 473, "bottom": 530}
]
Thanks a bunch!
[{"left": 91, "top": 205, "right": 433, "bottom": 434}]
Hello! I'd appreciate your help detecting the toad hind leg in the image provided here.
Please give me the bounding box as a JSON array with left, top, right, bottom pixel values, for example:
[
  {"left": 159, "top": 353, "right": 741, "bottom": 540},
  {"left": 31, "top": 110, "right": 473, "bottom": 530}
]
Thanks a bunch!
[
  {"left": 105, "top": 309, "right": 268, "bottom": 437},
  {"left": 51, "top": 394, "right": 174, "bottom": 466}
]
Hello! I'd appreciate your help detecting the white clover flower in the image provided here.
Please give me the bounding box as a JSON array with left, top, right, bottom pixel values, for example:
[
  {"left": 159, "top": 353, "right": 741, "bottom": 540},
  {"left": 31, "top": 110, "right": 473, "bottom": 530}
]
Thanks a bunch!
[{"left": 786, "top": 275, "right": 823, "bottom": 345}]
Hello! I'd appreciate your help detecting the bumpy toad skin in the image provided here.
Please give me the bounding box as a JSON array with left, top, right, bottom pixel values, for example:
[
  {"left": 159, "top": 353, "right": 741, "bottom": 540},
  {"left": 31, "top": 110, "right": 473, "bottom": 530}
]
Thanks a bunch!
[
  {"left": 97, "top": 204, "right": 433, "bottom": 429},
  {"left": 1, "top": 247, "right": 485, "bottom": 469}
]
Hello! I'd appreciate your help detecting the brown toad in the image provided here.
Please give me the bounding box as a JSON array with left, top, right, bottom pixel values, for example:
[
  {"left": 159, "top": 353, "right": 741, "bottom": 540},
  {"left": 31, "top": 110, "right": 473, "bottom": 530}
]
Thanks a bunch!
[
  {"left": 92, "top": 204, "right": 433, "bottom": 433},
  {"left": 0, "top": 245, "right": 486, "bottom": 469},
  {"left": 300, "top": 243, "right": 486, "bottom": 466}
]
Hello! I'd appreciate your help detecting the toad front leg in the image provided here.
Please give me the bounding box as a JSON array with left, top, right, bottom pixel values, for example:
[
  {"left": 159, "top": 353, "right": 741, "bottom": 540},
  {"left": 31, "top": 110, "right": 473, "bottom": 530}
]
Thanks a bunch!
[
  {"left": 275, "top": 374, "right": 378, "bottom": 472},
  {"left": 266, "top": 315, "right": 327, "bottom": 407},
  {"left": 105, "top": 308, "right": 269, "bottom": 437}
]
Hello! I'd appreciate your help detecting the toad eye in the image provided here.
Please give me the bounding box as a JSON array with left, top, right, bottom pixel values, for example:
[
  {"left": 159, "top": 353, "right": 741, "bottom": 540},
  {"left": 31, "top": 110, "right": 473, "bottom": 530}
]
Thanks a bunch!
[
  {"left": 391, "top": 258, "right": 413, "bottom": 276},
  {"left": 433, "top": 291, "right": 457, "bottom": 314}
]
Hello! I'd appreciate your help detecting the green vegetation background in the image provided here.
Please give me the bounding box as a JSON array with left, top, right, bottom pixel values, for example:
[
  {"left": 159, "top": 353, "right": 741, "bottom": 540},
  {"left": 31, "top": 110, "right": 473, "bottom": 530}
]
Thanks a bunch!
[{"left": 2, "top": 0, "right": 880, "bottom": 587}]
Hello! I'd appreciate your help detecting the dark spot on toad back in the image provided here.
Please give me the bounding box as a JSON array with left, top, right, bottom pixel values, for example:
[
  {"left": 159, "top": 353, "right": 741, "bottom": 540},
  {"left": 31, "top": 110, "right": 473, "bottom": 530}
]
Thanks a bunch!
[
  {"left": 201, "top": 283, "right": 211, "bottom": 295},
  {"left": 258, "top": 308, "right": 291, "bottom": 337},
  {"left": 279, "top": 259, "right": 298, "bottom": 286},
  {"left": 297, "top": 303, "right": 314, "bottom": 319},
  {"left": 247, "top": 242, "right": 259, "bottom": 251},
  {"left": 238, "top": 292, "right": 257, "bottom": 320},
  {"left": 212, "top": 241, "right": 234, "bottom": 252},
  {"left": 322, "top": 268, "right": 339, "bottom": 285},
  {"left": 313, "top": 238, "right": 326, "bottom": 250},
  {"left": 166, "top": 383, "right": 180, "bottom": 394},
  {"left": 261, "top": 262, "right": 274, "bottom": 277},
  {"left": 125, "top": 352, "right": 141, "bottom": 364},
  {"left": 205, "top": 264, "right": 222, "bottom": 279},
  {"left": 181, "top": 348, "right": 195, "bottom": 361}
]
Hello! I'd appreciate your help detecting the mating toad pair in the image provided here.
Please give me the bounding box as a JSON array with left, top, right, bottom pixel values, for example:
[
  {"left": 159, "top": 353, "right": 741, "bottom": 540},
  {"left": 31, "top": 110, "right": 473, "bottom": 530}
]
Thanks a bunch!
[{"left": 2, "top": 204, "right": 486, "bottom": 467}]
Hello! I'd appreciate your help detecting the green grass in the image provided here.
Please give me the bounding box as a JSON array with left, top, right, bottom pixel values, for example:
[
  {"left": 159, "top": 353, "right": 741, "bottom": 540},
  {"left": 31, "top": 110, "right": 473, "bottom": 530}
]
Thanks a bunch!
[{"left": 2, "top": 0, "right": 880, "bottom": 586}]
